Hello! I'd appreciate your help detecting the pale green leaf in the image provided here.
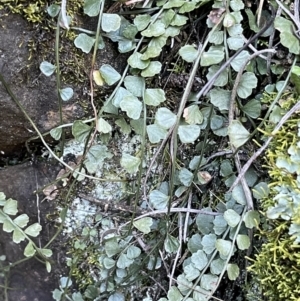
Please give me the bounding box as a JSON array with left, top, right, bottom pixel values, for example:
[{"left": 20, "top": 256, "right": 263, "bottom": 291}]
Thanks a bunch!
[
  {"left": 72, "top": 167, "right": 86, "bottom": 181},
  {"left": 120, "top": 95, "right": 142, "bottom": 120},
  {"left": 230, "top": 50, "right": 250, "bottom": 72},
  {"left": 50, "top": 127, "right": 62, "bottom": 140},
  {"left": 163, "top": 0, "right": 185, "bottom": 8},
  {"left": 134, "top": 15, "right": 151, "bottom": 31},
  {"left": 200, "top": 274, "right": 218, "bottom": 291},
  {"left": 105, "top": 239, "right": 121, "bottom": 257},
  {"left": 227, "top": 35, "right": 244, "bottom": 50},
  {"left": 84, "top": 0, "right": 101, "bottom": 16},
  {"left": 149, "top": 190, "right": 169, "bottom": 209},
  {"left": 141, "top": 21, "right": 165, "bottom": 37},
  {"left": 24, "top": 241, "right": 36, "bottom": 257},
  {"left": 215, "top": 239, "right": 232, "bottom": 257},
  {"left": 74, "top": 33, "right": 95, "bottom": 53},
  {"left": 191, "top": 250, "right": 208, "bottom": 271},
  {"left": 141, "top": 61, "right": 162, "bottom": 77},
  {"left": 224, "top": 209, "right": 241, "bottom": 227},
  {"left": 252, "top": 182, "right": 269, "bottom": 199},
  {"left": 72, "top": 121, "right": 91, "bottom": 143},
  {"left": 46, "top": 261, "right": 51, "bottom": 273},
  {"left": 242, "top": 99, "right": 261, "bottom": 118},
  {"left": 124, "top": 76, "right": 145, "bottom": 97},
  {"left": 227, "top": 24, "right": 243, "bottom": 36},
  {"left": 188, "top": 233, "right": 202, "bottom": 253},
  {"left": 12, "top": 228, "right": 26, "bottom": 243},
  {"left": 170, "top": 14, "right": 188, "bottom": 26},
  {"left": 117, "top": 253, "right": 134, "bottom": 269},
  {"left": 59, "top": 87, "right": 73, "bottom": 101},
  {"left": 144, "top": 89, "right": 166, "bottom": 106},
  {"left": 141, "top": 45, "right": 162, "bottom": 60},
  {"left": 175, "top": 186, "right": 188, "bottom": 197},
  {"left": 236, "top": 234, "right": 250, "bottom": 250},
  {"left": 237, "top": 72, "right": 257, "bottom": 99},
  {"left": 210, "top": 88, "right": 230, "bottom": 110},
  {"left": 155, "top": 107, "right": 176, "bottom": 129},
  {"left": 167, "top": 286, "right": 183, "bottom": 301},
  {"left": 228, "top": 120, "right": 250, "bottom": 148},
  {"left": 184, "top": 263, "right": 200, "bottom": 281},
  {"left": 0, "top": 192, "right": 5, "bottom": 204},
  {"left": 164, "top": 234, "right": 180, "bottom": 253},
  {"left": 86, "top": 144, "right": 112, "bottom": 164},
  {"left": 147, "top": 124, "right": 167, "bottom": 143},
  {"left": 40, "top": 248, "right": 53, "bottom": 257},
  {"left": 99, "top": 64, "right": 121, "bottom": 86},
  {"left": 52, "top": 289, "right": 62, "bottom": 301},
  {"left": 108, "top": 292, "right": 125, "bottom": 301},
  {"left": 202, "top": 234, "right": 217, "bottom": 254},
  {"left": 102, "top": 13, "right": 121, "bottom": 32},
  {"left": 127, "top": 245, "right": 141, "bottom": 259},
  {"left": 72, "top": 292, "right": 84, "bottom": 301},
  {"left": 115, "top": 118, "right": 131, "bottom": 134},
  {"left": 210, "top": 258, "right": 226, "bottom": 275},
  {"left": 207, "top": 66, "right": 228, "bottom": 87},
  {"left": 97, "top": 118, "right": 112, "bottom": 134},
  {"left": 178, "top": 125, "right": 200, "bottom": 143},
  {"left": 230, "top": 0, "right": 244, "bottom": 11},
  {"left": 179, "top": 168, "right": 193, "bottom": 187},
  {"left": 213, "top": 215, "right": 227, "bottom": 235},
  {"left": 232, "top": 184, "right": 246, "bottom": 205},
  {"left": 208, "top": 30, "right": 224, "bottom": 45},
  {"left": 3, "top": 198, "right": 18, "bottom": 215},
  {"left": 223, "top": 13, "right": 236, "bottom": 28},
  {"left": 60, "top": 277, "right": 72, "bottom": 288},
  {"left": 24, "top": 223, "right": 42, "bottom": 237},
  {"left": 133, "top": 217, "right": 153, "bottom": 234},
  {"left": 47, "top": 4, "right": 60, "bottom": 17},
  {"left": 13, "top": 214, "right": 29, "bottom": 228},
  {"left": 120, "top": 153, "right": 141, "bottom": 174},
  {"left": 200, "top": 46, "right": 224, "bottom": 66},
  {"left": 179, "top": 45, "right": 198, "bottom": 63},
  {"left": 40, "top": 61, "right": 56, "bottom": 76},
  {"left": 244, "top": 210, "right": 260, "bottom": 229},
  {"left": 179, "top": 2, "right": 196, "bottom": 13},
  {"left": 0, "top": 211, "right": 6, "bottom": 223},
  {"left": 177, "top": 274, "right": 193, "bottom": 294},
  {"left": 127, "top": 52, "right": 150, "bottom": 69},
  {"left": 183, "top": 105, "right": 203, "bottom": 124},
  {"left": 112, "top": 87, "right": 133, "bottom": 108},
  {"left": 193, "top": 286, "right": 209, "bottom": 301},
  {"left": 227, "top": 263, "right": 239, "bottom": 280},
  {"left": 279, "top": 32, "right": 300, "bottom": 54},
  {"left": 196, "top": 209, "right": 214, "bottom": 234},
  {"left": 3, "top": 219, "right": 15, "bottom": 232}
]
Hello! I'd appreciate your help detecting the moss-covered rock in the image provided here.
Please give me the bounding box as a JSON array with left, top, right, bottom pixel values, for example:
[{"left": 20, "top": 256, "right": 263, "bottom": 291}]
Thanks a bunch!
[{"left": 248, "top": 94, "right": 300, "bottom": 300}]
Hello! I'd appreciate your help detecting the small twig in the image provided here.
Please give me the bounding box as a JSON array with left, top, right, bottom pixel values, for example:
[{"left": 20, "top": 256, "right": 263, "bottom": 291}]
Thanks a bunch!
[
  {"left": 295, "top": 0, "right": 300, "bottom": 25},
  {"left": 183, "top": 193, "right": 192, "bottom": 242},
  {"left": 169, "top": 213, "right": 183, "bottom": 289},
  {"left": 35, "top": 171, "right": 42, "bottom": 248},
  {"left": 229, "top": 100, "right": 300, "bottom": 192},
  {"left": 228, "top": 49, "right": 277, "bottom": 210},
  {"left": 143, "top": 125, "right": 175, "bottom": 204}
]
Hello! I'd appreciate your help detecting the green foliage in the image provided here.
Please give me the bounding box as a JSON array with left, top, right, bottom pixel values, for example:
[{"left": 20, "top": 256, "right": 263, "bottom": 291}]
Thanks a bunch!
[
  {"left": 0, "top": 192, "right": 52, "bottom": 270},
  {"left": 5, "top": 0, "right": 300, "bottom": 299}
]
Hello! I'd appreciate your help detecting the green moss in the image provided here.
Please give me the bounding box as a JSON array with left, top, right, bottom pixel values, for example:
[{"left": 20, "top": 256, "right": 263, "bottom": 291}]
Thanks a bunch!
[{"left": 248, "top": 94, "right": 300, "bottom": 300}]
